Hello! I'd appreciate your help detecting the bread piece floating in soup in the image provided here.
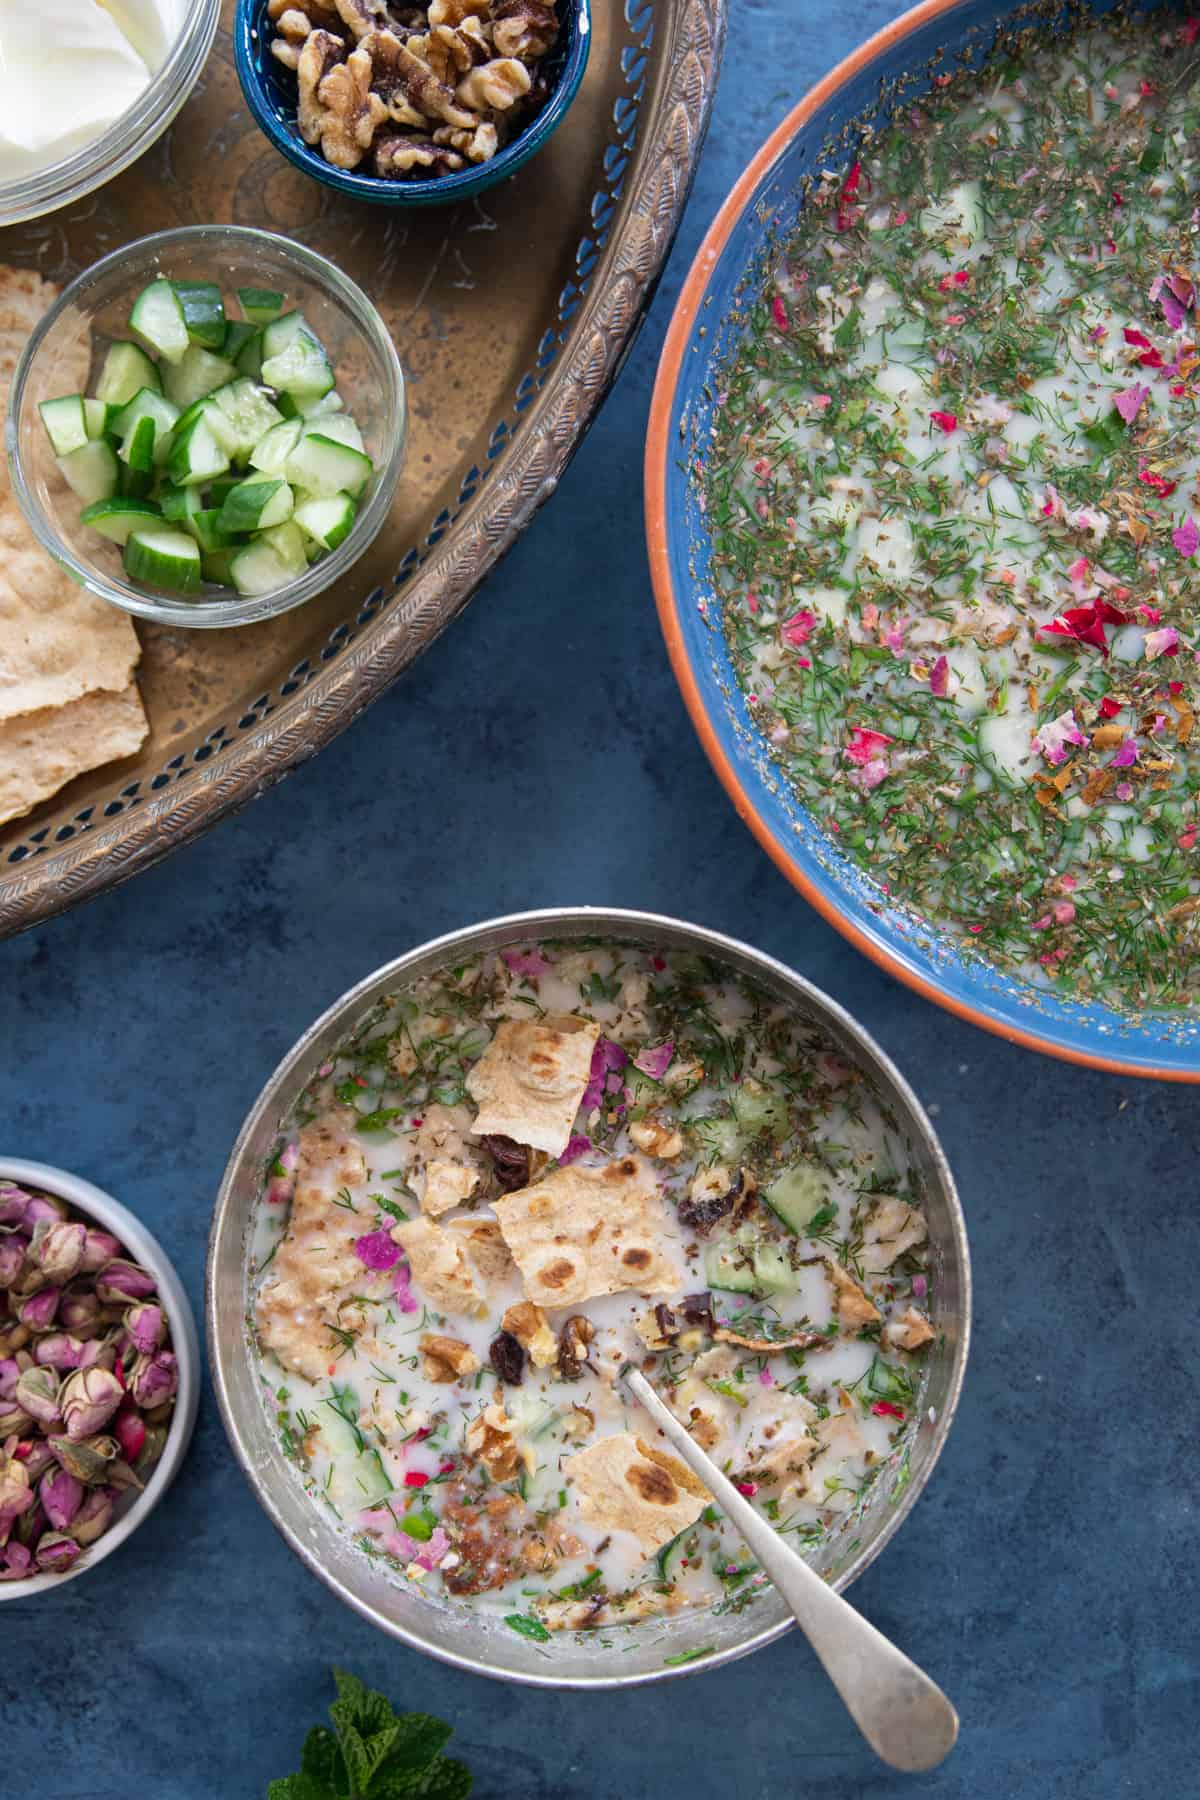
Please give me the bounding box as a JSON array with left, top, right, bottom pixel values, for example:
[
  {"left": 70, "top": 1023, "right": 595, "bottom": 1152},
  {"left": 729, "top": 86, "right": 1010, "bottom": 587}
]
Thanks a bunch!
[{"left": 249, "top": 939, "right": 935, "bottom": 1636}]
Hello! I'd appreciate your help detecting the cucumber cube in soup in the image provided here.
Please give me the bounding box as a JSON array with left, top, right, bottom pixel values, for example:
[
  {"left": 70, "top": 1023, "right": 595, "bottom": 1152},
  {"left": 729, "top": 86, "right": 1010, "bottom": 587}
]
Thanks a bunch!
[
  {"left": 57, "top": 439, "right": 119, "bottom": 506},
  {"left": 237, "top": 286, "right": 285, "bottom": 326},
  {"left": 171, "top": 280, "right": 226, "bottom": 350},
  {"left": 751, "top": 1243, "right": 799, "bottom": 1295},
  {"left": 79, "top": 496, "right": 161, "bottom": 545},
  {"left": 38, "top": 395, "right": 89, "bottom": 457},
  {"left": 95, "top": 341, "right": 161, "bottom": 406},
  {"left": 123, "top": 526, "right": 202, "bottom": 593},
  {"left": 294, "top": 492, "right": 357, "bottom": 553},
  {"left": 285, "top": 431, "right": 372, "bottom": 499},
  {"left": 216, "top": 478, "right": 293, "bottom": 535},
  {"left": 129, "top": 278, "right": 189, "bottom": 365},
  {"left": 165, "top": 413, "right": 230, "bottom": 487},
  {"left": 704, "top": 1239, "right": 758, "bottom": 1293},
  {"left": 162, "top": 344, "right": 237, "bottom": 410},
  {"left": 764, "top": 1160, "right": 833, "bottom": 1235}
]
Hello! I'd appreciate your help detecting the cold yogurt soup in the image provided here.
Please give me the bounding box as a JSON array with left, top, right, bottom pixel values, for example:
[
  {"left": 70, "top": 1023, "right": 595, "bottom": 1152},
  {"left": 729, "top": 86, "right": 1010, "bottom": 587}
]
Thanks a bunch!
[
  {"left": 701, "top": 6, "right": 1200, "bottom": 1013},
  {"left": 248, "top": 941, "right": 933, "bottom": 1644}
]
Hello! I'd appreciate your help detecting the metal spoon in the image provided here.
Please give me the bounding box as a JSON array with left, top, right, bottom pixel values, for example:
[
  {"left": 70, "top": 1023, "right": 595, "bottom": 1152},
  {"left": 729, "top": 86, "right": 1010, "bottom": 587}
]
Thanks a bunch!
[{"left": 621, "top": 1365, "right": 959, "bottom": 1773}]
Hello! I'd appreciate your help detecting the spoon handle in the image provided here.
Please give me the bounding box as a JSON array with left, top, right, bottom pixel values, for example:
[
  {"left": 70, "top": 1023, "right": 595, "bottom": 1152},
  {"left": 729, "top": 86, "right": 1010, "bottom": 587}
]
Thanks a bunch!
[{"left": 624, "top": 1367, "right": 958, "bottom": 1773}]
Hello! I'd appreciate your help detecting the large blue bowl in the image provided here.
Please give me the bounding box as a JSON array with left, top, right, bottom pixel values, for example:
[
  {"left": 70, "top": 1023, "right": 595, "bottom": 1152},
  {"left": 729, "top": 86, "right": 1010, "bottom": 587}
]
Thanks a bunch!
[
  {"left": 235, "top": 0, "right": 591, "bottom": 207},
  {"left": 647, "top": 0, "right": 1200, "bottom": 1081}
]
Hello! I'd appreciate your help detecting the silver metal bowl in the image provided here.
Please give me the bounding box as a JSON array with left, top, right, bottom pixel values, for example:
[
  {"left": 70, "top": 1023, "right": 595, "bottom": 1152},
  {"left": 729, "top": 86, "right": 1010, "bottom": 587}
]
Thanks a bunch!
[{"left": 208, "top": 908, "right": 970, "bottom": 1687}]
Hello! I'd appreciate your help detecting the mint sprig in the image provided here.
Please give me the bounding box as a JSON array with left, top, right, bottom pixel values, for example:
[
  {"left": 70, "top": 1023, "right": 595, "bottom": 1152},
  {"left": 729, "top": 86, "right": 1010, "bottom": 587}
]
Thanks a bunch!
[{"left": 269, "top": 1669, "right": 472, "bottom": 1800}]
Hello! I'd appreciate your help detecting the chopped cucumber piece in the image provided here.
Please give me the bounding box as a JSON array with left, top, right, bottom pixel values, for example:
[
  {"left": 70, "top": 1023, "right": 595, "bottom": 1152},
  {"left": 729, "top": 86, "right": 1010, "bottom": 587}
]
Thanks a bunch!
[
  {"left": 165, "top": 413, "right": 230, "bottom": 487},
  {"left": 222, "top": 320, "right": 259, "bottom": 363},
  {"left": 294, "top": 492, "right": 357, "bottom": 552},
  {"left": 307, "top": 411, "right": 364, "bottom": 454},
  {"left": 261, "top": 333, "right": 334, "bottom": 399},
  {"left": 764, "top": 1161, "right": 834, "bottom": 1235},
  {"left": 705, "top": 1239, "right": 758, "bottom": 1293},
  {"left": 113, "top": 388, "right": 180, "bottom": 466},
  {"left": 216, "top": 477, "right": 294, "bottom": 534},
  {"left": 38, "top": 395, "right": 88, "bottom": 457},
  {"left": 751, "top": 1243, "right": 799, "bottom": 1295},
  {"left": 120, "top": 413, "right": 157, "bottom": 476},
  {"left": 123, "top": 526, "right": 201, "bottom": 593},
  {"left": 185, "top": 508, "right": 236, "bottom": 554},
  {"left": 205, "top": 379, "right": 284, "bottom": 460},
  {"left": 259, "top": 311, "right": 314, "bottom": 359},
  {"left": 95, "top": 341, "right": 160, "bottom": 406},
  {"left": 79, "top": 497, "right": 161, "bottom": 544},
  {"left": 234, "top": 331, "right": 263, "bottom": 379},
  {"left": 119, "top": 459, "right": 153, "bottom": 501},
  {"left": 171, "top": 280, "right": 226, "bottom": 350},
  {"left": 83, "top": 397, "right": 113, "bottom": 439},
  {"left": 201, "top": 547, "right": 240, "bottom": 586},
  {"left": 277, "top": 388, "right": 344, "bottom": 421},
  {"left": 159, "top": 483, "right": 204, "bottom": 522},
  {"left": 57, "top": 439, "right": 119, "bottom": 505},
  {"left": 229, "top": 521, "right": 307, "bottom": 596},
  {"left": 238, "top": 286, "right": 285, "bottom": 326},
  {"left": 285, "top": 431, "right": 372, "bottom": 498},
  {"left": 163, "top": 344, "right": 236, "bottom": 410},
  {"left": 249, "top": 419, "right": 302, "bottom": 475},
  {"left": 129, "top": 278, "right": 189, "bottom": 365}
]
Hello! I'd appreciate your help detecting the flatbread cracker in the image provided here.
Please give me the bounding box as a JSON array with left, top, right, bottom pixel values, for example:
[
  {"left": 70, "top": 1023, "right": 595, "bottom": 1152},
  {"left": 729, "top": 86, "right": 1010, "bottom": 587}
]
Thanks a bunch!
[
  {"left": 0, "top": 491, "right": 142, "bottom": 722},
  {"left": 0, "top": 267, "right": 90, "bottom": 425},
  {"left": 493, "top": 1156, "right": 679, "bottom": 1308},
  {"left": 393, "top": 1215, "right": 486, "bottom": 1313},
  {"left": 255, "top": 1112, "right": 389, "bottom": 1384},
  {"left": 466, "top": 1015, "right": 600, "bottom": 1156},
  {"left": 0, "top": 681, "right": 147, "bottom": 825},
  {"left": 564, "top": 1432, "right": 709, "bottom": 1556}
]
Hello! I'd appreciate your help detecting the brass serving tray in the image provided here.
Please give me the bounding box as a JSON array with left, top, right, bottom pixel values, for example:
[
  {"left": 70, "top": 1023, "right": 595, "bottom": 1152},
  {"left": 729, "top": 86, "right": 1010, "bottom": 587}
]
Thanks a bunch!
[{"left": 0, "top": 0, "right": 724, "bottom": 936}]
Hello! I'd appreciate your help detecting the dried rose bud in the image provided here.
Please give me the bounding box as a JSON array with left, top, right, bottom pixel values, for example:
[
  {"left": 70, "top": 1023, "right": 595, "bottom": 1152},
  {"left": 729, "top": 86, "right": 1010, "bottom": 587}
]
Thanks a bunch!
[
  {"left": 106, "top": 1456, "right": 144, "bottom": 1494},
  {"left": 0, "top": 1186, "right": 31, "bottom": 1227},
  {"left": 0, "top": 1405, "right": 33, "bottom": 1439},
  {"left": 18, "top": 1440, "right": 55, "bottom": 1483},
  {"left": 14, "top": 1366, "right": 62, "bottom": 1430},
  {"left": 79, "top": 1229, "right": 122, "bottom": 1274},
  {"left": 0, "top": 1357, "right": 20, "bottom": 1402},
  {"left": 31, "top": 1221, "right": 86, "bottom": 1286},
  {"left": 0, "top": 1539, "right": 32, "bottom": 1580},
  {"left": 58, "top": 1288, "right": 102, "bottom": 1338},
  {"left": 133, "top": 1424, "right": 167, "bottom": 1476},
  {"left": 113, "top": 1407, "right": 146, "bottom": 1464},
  {"left": 34, "top": 1531, "right": 79, "bottom": 1574},
  {"left": 48, "top": 1434, "right": 116, "bottom": 1485},
  {"left": 0, "top": 1236, "right": 27, "bottom": 1288},
  {"left": 71, "top": 1484, "right": 114, "bottom": 1546},
  {"left": 124, "top": 1302, "right": 165, "bottom": 1356},
  {"left": 39, "top": 1466, "right": 82, "bottom": 1531},
  {"left": 33, "top": 1333, "right": 87, "bottom": 1372},
  {"left": 16, "top": 1287, "right": 59, "bottom": 1332},
  {"left": 80, "top": 1338, "right": 116, "bottom": 1373},
  {"left": 22, "top": 1194, "right": 69, "bottom": 1229},
  {"left": 60, "top": 1366, "right": 124, "bottom": 1441},
  {"left": 129, "top": 1350, "right": 177, "bottom": 1412},
  {"left": 95, "top": 1260, "right": 156, "bottom": 1305},
  {"left": 0, "top": 1450, "right": 34, "bottom": 1536}
]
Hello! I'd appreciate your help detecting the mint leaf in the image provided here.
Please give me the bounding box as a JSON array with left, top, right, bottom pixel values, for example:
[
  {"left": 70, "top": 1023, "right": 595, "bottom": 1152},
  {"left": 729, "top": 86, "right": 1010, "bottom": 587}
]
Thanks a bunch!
[
  {"left": 267, "top": 1776, "right": 337, "bottom": 1800},
  {"left": 371, "top": 1757, "right": 473, "bottom": 1800},
  {"left": 271, "top": 1671, "right": 469, "bottom": 1800},
  {"left": 503, "top": 1612, "right": 551, "bottom": 1642},
  {"left": 301, "top": 1727, "right": 347, "bottom": 1793}
]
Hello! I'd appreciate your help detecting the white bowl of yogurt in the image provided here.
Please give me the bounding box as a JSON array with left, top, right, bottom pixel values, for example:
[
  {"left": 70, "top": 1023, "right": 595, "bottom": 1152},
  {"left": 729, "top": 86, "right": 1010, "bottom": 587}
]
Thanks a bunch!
[{"left": 0, "top": 0, "right": 220, "bottom": 228}]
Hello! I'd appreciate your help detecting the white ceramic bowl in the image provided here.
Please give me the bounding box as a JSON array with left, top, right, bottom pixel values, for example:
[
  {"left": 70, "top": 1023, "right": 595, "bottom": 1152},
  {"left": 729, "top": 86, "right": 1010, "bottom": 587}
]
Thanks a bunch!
[{"left": 0, "top": 1156, "right": 199, "bottom": 1597}]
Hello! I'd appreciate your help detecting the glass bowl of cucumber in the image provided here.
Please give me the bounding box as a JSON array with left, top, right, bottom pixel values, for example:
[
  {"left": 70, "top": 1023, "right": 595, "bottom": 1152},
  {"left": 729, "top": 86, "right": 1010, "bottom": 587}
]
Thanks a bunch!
[{"left": 4, "top": 224, "right": 406, "bottom": 628}]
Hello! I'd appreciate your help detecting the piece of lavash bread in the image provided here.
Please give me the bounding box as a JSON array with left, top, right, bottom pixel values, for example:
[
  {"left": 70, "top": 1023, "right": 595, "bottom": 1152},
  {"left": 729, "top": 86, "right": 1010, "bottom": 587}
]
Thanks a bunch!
[
  {"left": 492, "top": 1155, "right": 680, "bottom": 1308},
  {"left": 0, "top": 265, "right": 147, "bottom": 820}
]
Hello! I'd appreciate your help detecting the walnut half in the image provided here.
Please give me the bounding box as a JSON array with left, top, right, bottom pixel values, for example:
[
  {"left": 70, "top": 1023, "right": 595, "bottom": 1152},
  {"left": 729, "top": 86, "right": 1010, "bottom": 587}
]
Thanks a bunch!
[{"left": 419, "top": 1333, "right": 481, "bottom": 1382}]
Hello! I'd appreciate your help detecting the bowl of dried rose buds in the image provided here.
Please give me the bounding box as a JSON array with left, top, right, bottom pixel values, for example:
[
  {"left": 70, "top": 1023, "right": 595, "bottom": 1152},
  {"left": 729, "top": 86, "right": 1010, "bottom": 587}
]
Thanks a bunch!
[
  {"left": 0, "top": 1158, "right": 199, "bottom": 1593},
  {"left": 235, "top": 0, "right": 591, "bottom": 205}
]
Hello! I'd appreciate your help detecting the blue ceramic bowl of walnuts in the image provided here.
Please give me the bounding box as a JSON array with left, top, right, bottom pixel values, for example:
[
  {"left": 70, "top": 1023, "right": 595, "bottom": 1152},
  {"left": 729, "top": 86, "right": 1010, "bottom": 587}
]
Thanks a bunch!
[{"left": 235, "top": 0, "right": 591, "bottom": 207}]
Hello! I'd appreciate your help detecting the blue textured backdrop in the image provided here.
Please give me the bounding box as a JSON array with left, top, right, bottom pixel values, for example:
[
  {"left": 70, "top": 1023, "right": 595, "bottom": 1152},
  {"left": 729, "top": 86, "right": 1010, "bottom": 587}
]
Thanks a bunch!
[{"left": 3, "top": 1, "right": 1198, "bottom": 1794}]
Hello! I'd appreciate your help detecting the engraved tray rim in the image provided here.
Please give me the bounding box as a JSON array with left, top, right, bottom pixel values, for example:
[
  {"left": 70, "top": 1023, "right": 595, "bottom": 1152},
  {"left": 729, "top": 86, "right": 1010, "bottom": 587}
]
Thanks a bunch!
[{"left": 0, "top": 0, "right": 726, "bottom": 938}]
